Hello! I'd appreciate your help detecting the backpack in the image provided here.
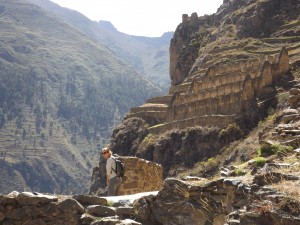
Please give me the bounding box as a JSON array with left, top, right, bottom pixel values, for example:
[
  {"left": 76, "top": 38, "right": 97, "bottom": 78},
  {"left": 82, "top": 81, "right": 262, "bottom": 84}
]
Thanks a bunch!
[{"left": 112, "top": 157, "right": 125, "bottom": 177}]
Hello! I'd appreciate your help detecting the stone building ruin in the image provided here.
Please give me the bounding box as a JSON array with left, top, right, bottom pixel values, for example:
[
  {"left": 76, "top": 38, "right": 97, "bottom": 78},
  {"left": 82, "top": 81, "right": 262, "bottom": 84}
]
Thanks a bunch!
[{"left": 125, "top": 47, "right": 290, "bottom": 134}]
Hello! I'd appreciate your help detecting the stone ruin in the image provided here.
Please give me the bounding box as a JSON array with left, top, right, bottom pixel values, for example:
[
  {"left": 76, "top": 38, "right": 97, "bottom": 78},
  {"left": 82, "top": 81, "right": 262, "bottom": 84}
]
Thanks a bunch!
[
  {"left": 89, "top": 156, "right": 163, "bottom": 196},
  {"left": 1, "top": 174, "right": 299, "bottom": 225},
  {"left": 125, "top": 47, "right": 290, "bottom": 134}
]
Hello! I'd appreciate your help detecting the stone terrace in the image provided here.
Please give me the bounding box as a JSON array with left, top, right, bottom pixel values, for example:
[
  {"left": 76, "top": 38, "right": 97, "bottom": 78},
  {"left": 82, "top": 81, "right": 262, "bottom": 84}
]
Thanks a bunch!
[{"left": 125, "top": 48, "right": 290, "bottom": 134}]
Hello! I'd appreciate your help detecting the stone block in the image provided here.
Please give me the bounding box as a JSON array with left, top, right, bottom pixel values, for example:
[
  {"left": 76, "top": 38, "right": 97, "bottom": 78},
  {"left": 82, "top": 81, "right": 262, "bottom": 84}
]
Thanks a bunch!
[
  {"left": 16, "top": 192, "right": 58, "bottom": 206},
  {"left": 87, "top": 205, "right": 116, "bottom": 217},
  {"left": 122, "top": 181, "right": 139, "bottom": 189},
  {"left": 80, "top": 213, "right": 95, "bottom": 225},
  {"left": 22, "top": 219, "right": 47, "bottom": 225},
  {"left": 116, "top": 206, "right": 134, "bottom": 216},
  {"left": 58, "top": 198, "right": 84, "bottom": 215},
  {"left": 73, "top": 195, "right": 107, "bottom": 206},
  {"left": 0, "top": 211, "right": 4, "bottom": 222}
]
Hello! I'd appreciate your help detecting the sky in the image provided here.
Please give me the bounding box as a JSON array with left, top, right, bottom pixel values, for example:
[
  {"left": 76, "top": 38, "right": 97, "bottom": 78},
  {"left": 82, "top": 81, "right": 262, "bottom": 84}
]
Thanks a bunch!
[{"left": 50, "top": 0, "right": 224, "bottom": 37}]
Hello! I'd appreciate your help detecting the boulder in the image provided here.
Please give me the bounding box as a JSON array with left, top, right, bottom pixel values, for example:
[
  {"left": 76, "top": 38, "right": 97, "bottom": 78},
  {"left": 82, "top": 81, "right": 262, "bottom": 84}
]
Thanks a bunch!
[
  {"left": 288, "top": 94, "right": 300, "bottom": 108},
  {"left": 289, "top": 88, "right": 300, "bottom": 95},
  {"left": 87, "top": 205, "right": 116, "bottom": 217},
  {"left": 282, "top": 108, "right": 299, "bottom": 115},
  {"left": 91, "top": 216, "right": 120, "bottom": 225},
  {"left": 281, "top": 114, "right": 298, "bottom": 123},
  {"left": 22, "top": 219, "right": 47, "bottom": 225},
  {"left": 58, "top": 198, "right": 84, "bottom": 214},
  {"left": 73, "top": 195, "right": 107, "bottom": 206},
  {"left": 0, "top": 211, "right": 5, "bottom": 222},
  {"left": 16, "top": 192, "right": 58, "bottom": 206},
  {"left": 116, "top": 206, "right": 134, "bottom": 217},
  {"left": 80, "top": 213, "right": 95, "bottom": 225}
]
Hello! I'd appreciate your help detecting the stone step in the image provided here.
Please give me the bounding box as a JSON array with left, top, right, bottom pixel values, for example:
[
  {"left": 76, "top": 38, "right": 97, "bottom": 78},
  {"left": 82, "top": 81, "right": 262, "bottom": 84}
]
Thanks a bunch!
[
  {"left": 261, "top": 36, "right": 300, "bottom": 44},
  {"left": 169, "top": 82, "right": 192, "bottom": 94},
  {"left": 146, "top": 95, "right": 173, "bottom": 104},
  {"left": 280, "top": 20, "right": 300, "bottom": 30},
  {"left": 125, "top": 110, "right": 168, "bottom": 121},
  {"left": 149, "top": 114, "right": 237, "bottom": 134},
  {"left": 130, "top": 103, "right": 168, "bottom": 113},
  {"left": 227, "top": 219, "right": 240, "bottom": 225}
]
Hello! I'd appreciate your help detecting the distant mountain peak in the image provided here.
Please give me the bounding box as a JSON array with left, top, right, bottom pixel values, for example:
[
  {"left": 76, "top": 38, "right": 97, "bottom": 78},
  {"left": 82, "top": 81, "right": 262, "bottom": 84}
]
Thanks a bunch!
[{"left": 98, "top": 20, "right": 118, "bottom": 32}]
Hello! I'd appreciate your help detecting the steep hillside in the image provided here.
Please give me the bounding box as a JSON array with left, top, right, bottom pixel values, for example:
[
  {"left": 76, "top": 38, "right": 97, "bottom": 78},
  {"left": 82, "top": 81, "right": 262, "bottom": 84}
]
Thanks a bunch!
[
  {"left": 99, "top": 0, "right": 300, "bottom": 179},
  {"left": 26, "top": 0, "right": 173, "bottom": 92},
  {"left": 0, "top": 0, "right": 161, "bottom": 194}
]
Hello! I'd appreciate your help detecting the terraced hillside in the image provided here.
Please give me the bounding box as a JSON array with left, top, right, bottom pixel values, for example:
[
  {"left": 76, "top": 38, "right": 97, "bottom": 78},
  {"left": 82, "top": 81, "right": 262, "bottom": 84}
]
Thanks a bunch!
[
  {"left": 0, "top": 0, "right": 161, "bottom": 194},
  {"left": 105, "top": 0, "right": 300, "bottom": 177}
]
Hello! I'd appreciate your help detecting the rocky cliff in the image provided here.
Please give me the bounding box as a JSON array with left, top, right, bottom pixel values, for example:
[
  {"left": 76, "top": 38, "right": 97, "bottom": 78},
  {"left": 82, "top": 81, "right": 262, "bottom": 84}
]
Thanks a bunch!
[
  {"left": 1, "top": 165, "right": 300, "bottom": 225},
  {"left": 89, "top": 156, "right": 163, "bottom": 196},
  {"left": 108, "top": 0, "right": 300, "bottom": 178}
]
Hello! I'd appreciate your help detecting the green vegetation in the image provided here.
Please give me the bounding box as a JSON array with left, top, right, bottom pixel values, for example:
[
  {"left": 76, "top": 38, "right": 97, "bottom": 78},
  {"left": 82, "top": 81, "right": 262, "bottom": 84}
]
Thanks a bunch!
[
  {"left": 254, "top": 157, "right": 267, "bottom": 168},
  {"left": 277, "top": 92, "right": 290, "bottom": 107},
  {"left": 218, "top": 123, "right": 243, "bottom": 143},
  {"left": 0, "top": 0, "right": 161, "bottom": 194},
  {"left": 141, "top": 134, "right": 155, "bottom": 147},
  {"left": 27, "top": 0, "right": 172, "bottom": 93},
  {"left": 0, "top": 0, "right": 160, "bottom": 141},
  {"left": 204, "top": 157, "right": 218, "bottom": 169},
  {"left": 149, "top": 123, "right": 164, "bottom": 129},
  {"left": 106, "top": 201, "right": 114, "bottom": 207},
  {"left": 258, "top": 144, "right": 294, "bottom": 157}
]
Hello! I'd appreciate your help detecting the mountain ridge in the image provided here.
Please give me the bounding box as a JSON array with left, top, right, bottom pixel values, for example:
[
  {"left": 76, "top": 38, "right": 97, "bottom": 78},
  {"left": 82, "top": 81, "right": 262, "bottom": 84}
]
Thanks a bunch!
[
  {"left": 0, "top": 0, "right": 162, "bottom": 194},
  {"left": 102, "top": 0, "right": 300, "bottom": 181},
  {"left": 27, "top": 0, "right": 173, "bottom": 92}
]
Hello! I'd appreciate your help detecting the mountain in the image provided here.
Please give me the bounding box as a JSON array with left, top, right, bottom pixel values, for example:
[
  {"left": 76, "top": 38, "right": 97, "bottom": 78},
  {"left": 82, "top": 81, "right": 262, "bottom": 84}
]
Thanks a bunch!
[
  {"left": 26, "top": 0, "right": 173, "bottom": 93},
  {"left": 100, "top": 0, "right": 300, "bottom": 178},
  {"left": 0, "top": 0, "right": 161, "bottom": 194}
]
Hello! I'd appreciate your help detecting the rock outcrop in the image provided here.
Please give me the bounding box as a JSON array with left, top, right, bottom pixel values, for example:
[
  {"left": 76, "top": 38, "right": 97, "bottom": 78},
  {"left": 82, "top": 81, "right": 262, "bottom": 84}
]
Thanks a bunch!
[
  {"left": 122, "top": 0, "right": 300, "bottom": 136},
  {"left": 0, "top": 191, "right": 145, "bottom": 225},
  {"left": 2, "top": 166, "right": 300, "bottom": 225},
  {"left": 89, "top": 156, "right": 163, "bottom": 196},
  {"left": 108, "top": 0, "right": 300, "bottom": 178},
  {"left": 126, "top": 47, "right": 290, "bottom": 135},
  {"left": 133, "top": 173, "right": 300, "bottom": 225}
]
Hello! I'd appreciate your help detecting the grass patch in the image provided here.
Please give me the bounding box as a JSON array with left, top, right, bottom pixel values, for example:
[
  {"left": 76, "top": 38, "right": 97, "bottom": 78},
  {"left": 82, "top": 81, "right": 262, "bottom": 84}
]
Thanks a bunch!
[
  {"left": 258, "top": 144, "right": 294, "bottom": 157},
  {"left": 106, "top": 200, "right": 114, "bottom": 207},
  {"left": 233, "top": 169, "right": 247, "bottom": 176},
  {"left": 253, "top": 157, "right": 267, "bottom": 168},
  {"left": 272, "top": 181, "right": 300, "bottom": 201},
  {"left": 140, "top": 134, "right": 155, "bottom": 147},
  {"left": 149, "top": 123, "right": 164, "bottom": 129},
  {"left": 277, "top": 92, "right": 290, "bottom": 106}
]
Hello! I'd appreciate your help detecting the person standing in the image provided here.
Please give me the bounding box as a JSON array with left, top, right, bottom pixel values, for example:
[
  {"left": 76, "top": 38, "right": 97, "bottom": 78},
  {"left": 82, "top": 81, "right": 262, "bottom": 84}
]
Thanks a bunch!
[{"left": 101, "top": 147, "right": 122, "bottom": 196}]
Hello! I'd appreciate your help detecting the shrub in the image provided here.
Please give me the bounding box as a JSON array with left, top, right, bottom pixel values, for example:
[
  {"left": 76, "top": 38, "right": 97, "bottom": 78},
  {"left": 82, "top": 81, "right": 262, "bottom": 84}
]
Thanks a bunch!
[
  {"left": 218, "top": 123, "right": 243, "bottom": 143},
  {"left": 258, "top": 144, "right": 294, "bottom": 157},
  {"left": 254, "top": 157, "right": 266, "bottom": 168},
  {"left": 141, "top": 134, "right": 155, "bottom": 147},
  {"left": 204, "top": 157, "right": 218, "bottom": 169},
  {"left": 277, "top": 92, "right": 289, "bottom": 107},
  {"left": 233, "top": 169, "right": 247, "bottom": 176}
]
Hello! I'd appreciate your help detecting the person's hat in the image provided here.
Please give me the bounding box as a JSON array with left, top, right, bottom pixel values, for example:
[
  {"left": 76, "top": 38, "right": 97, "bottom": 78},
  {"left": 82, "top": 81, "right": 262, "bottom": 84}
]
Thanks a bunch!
[{"left": 101, "top": 148, "right": 110, "bottom": 154}]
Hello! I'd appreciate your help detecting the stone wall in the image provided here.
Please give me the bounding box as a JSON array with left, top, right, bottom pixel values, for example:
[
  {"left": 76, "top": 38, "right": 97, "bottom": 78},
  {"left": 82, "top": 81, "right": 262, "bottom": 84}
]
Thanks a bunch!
[
  {"left": 119, "top": 157, "right": 163, "bottom": 195},
  {"left": 0, "top": 191, "right": 145, "bottom": 225},
  {"left": 125, "top": 48, "right": 289, "bottom": 134},
  {"left": 149, "top": 114, "right": 236, "bottom": 135},
  {"left": 89, "top": 156, "right": 163, "bottom": 196}
]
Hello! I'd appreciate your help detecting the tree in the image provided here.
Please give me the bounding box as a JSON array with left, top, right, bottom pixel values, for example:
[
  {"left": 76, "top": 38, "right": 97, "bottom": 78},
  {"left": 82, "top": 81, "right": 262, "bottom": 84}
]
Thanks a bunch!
[
  {"left": 0, "top": 111, "right": 5, "bottom": 129},
  {"left": 22, "top": 128, "right": 26, "bottom": 140}
]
